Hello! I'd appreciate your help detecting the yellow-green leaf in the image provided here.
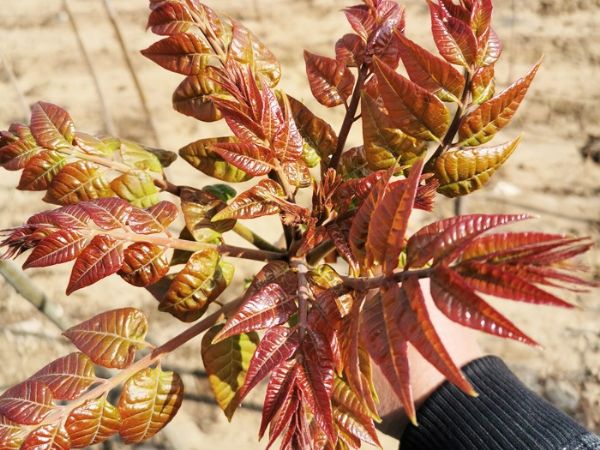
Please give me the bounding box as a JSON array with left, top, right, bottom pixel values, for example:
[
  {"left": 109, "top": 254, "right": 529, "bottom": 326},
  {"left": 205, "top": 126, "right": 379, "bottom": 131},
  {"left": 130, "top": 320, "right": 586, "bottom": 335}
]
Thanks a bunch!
[
  {"left": 201, "top": 325, "right": 259, "bottom": 421},
  {"left": 362, "top": 93, "right": 427, "bottom": 171},
  {"left": 118, "top": 368, "right": 184, "bottom": 444},
  {"left": 160, "top": 249, "right": 229, "bottom": 322},
  {"left": 435, "top": 136, "right": 521, "bottom": 197},
  {"left": 179, "top": 137, "right": 252, "bottom": 183},
  {"left": 110, "top": 171, "right": 160, "bottom": 208}
]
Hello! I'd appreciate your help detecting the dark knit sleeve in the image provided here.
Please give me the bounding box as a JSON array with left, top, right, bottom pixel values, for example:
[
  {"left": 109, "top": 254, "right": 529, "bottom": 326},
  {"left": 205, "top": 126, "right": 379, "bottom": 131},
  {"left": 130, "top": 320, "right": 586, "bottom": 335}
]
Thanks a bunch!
[{"left": 400, "top": 356, "right": 600, "bottom": 450}]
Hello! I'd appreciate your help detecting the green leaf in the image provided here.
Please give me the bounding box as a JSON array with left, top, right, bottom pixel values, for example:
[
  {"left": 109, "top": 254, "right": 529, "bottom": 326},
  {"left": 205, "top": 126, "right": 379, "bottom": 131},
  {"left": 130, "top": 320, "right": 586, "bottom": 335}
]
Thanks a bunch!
[{"left": 201, "top": 325, "right": 259, "bottom": 420}]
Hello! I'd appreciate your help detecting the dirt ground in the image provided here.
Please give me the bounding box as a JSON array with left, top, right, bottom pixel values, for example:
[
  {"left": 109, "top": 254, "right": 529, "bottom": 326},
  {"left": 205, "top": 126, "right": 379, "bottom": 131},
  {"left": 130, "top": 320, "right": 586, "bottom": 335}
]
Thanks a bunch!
[{"left": 0, "top": 0, "right": 599, "bottom": 449}]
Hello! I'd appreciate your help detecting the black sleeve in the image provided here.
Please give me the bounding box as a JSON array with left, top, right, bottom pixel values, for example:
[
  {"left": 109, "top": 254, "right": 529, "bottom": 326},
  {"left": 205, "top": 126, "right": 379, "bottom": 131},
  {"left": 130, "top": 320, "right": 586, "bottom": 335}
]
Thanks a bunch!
[{"left": 400, "top": 356, "right": 600, "bottom": 450}]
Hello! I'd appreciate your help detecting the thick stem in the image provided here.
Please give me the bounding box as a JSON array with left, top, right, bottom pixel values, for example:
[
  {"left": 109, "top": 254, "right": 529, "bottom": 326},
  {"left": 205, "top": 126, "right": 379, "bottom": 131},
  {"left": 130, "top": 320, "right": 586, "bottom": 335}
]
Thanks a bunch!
[
  {"left": 99, "top": 229, "right": 285, "bottom": 262},
  {"left": 293, "top": 260, "right": 310, "bottom": 340},
  {"left": 341, "top": 267, "right": 433, "bottom": 290},
  {"left": 233, "top": 223, "right": 283, "bottom": 253},
  {"left": 306, "top": 240, "right": 336, "bottom": 266},
  {"left": 328, "top": 66, "right": 369, "bottom": 171},
  {"left": 425, "top": 72, "right": 472, "bottom": 171}
]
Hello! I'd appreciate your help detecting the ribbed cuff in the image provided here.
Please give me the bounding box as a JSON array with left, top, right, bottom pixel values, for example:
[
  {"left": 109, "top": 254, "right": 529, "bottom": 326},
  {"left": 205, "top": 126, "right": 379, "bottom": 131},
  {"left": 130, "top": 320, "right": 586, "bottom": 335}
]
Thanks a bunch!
[{"left": 400, "top": 356, "right": 591, "bottom": 450}]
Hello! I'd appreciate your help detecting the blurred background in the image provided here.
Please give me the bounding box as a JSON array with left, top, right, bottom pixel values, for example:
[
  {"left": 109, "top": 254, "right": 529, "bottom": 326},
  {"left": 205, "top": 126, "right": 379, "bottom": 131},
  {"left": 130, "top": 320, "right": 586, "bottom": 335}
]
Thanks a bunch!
[{"left": 0, "top": 0, "right": 598, "bottom": 448}]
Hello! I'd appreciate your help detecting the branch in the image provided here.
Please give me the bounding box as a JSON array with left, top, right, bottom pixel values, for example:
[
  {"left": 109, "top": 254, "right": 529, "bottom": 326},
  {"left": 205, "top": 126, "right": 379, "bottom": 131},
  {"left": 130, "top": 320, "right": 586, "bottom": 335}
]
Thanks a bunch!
[
  {"left": 292, "top": 260, "right": 310, "bottom": 340},
  {"left": 0, "top": 260, "right": 70, "bottom": 330},
  {"left": 101, "top": 0, "right": 161, "bottom": 146},
  {"left": 425, "top": 71, "right": 472, "bottom": 171},
  {"left": 63, "top": 0, "right": 116, "bottom": 136},
  {"left": 233, "top": 223, "right": 284, "bottom": 253},
  {"left": 328, "top": 65, "right": 369, "bottom": 171},
  {"left": 340, "top": 267, "right": 433, "bottom": 290}
]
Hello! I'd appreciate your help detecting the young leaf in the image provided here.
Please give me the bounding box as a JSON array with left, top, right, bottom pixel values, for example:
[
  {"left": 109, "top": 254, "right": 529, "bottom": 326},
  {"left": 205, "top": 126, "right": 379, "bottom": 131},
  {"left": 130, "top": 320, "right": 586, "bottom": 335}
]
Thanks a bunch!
[
  {"left": 201, "top": 325, "right": 260, "bottom": 420},
  {"left": 63, "top": 308, "right": 149, "bottom": 369},
  {"left": 471, "top": 64, "right": 496, "bottom": 105},
  {"left": 401, "top": 277, "right": 475, "bottom": 394},
  {"left": 367, "top": 159, "right": 424, "bottom": 274},
  {"left": 160, "top": 249, "right": 229, "bottom": 322},
  {"left": 361, "top": 92, "right": 427, "bottom": 171},
  {"left": 304, "top": 51, "right": 355, "bottom": 108},
  {"left": 173, "top": 74, "right": 223, "bottom": 122},
  {"left": 361, "top": 292, "right": 415, "bottom": 423},
  {"left": 28, "top": 352, "right": 96, "bottom": 401},
  {"left": 44, "top": 161, "right": 112, "bottom": 205},
  {"left": 429, "top": 2, "right": 478, "bottom": 68},
  {"left": 141, "top": 33, "right": 213, "bottom": 75},
  {"left": 374, "top": 58, "right": 450, "bottom": 141},
  {"left": 259, "top": 360, "right": 298, "bottom": 439},
  {"left": 29, "top": 102, "right": 75, "bottom": 150},
  {"left": 80, "top": 197, "right": 132, "bottom": 231},
  {"left": 434, "top": 136, "right": 521, "bottom": 197},
  {"left": 127, "top": 201, "right": 178, "bottom": 234},
  {"left": 286, "top": 95, "right": 338, "bottom": 160},
  {"left": 118, "top": 242, "right": 169, "bottom": 287},
  {"left": 180, "top": 186, "right": 236, "bottom": 239},
  {"left": 211, "top": 179, "right": 286, "bottom": 221},
  {"left": 65, "top": 398, "right": 121, "bottom": 447},
  {"left": 211, "top": 142, "right": 275, "bottom": 176},
  {"left": 239, "top": 326, "right": 300, "bottom": 400},
  {"left": 0, "top": 415, "right": 23, "bottom": 450},
  {"left": 332, "top": 377, "right": 380, "bottom": 447},
  {"left": 396, "top": 32, "right": 466, "bottom": 103},
  {"left": 458, "top": 261, "right": 575, "bottom": 308},
  {"left": 179, "top": 137, "right": 251, "bottom": 183},
  {"left": 430, "top": 266, "right": 537, "bottom": 345},
  {"left": 336, "top": 33, "right": 366, "bottom": 67},
  {"left": 215, "top": 283, "right": 297, "bottom": 342},
  {"left": 147, "top": 1, "right": 196, "bottom": 35},
  {"left": 66, "top": 235, "right": 124, "bottom": 295},
  {"left": 109, "top": 172, "right": 160, "bottom": 208},
  {"left": 21, "top": 423, "right": 70, "bottom": 450},
  {"left": 459, "top": 61, "right": 541, "bottom": 146},
  {"left": 23, "top": 230, "right": 86, "bottom": 269},
  {"left": 118, "top": 368, "right": 184, "bottom": 444},
  {"left": 0, "top": 381, "right": 55, "bottom": 425},
  {"left": 18, "top": 151, "right": 67, "bottom": 191},
  {"left": 406, "top": 213, "right": 531, "bottom": 268}
]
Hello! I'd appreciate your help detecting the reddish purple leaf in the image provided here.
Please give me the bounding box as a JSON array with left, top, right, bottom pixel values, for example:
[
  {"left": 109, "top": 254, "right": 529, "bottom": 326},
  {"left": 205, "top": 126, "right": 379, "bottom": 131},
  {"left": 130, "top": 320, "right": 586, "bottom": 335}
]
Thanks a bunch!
[
  {"left": 29, "top": 352, "right": 96, "bottom": 401},
  {"left": 67, "top": 235, "right": 124, "bottom": 295},
  {"left": 215, "top": 283, "right": 297, "bottom": 342},
  {"left": 23, "top": 229, "right": 86, "bottom": 269},
  {"left": 240, "top": 326, "right": 299, "bottom": 400},
  {"left": 0, "top": 381, "right": 55, "bottom": 425},
  {"left": 430, "top": 266, "right": 537, "bottom": 345}
]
